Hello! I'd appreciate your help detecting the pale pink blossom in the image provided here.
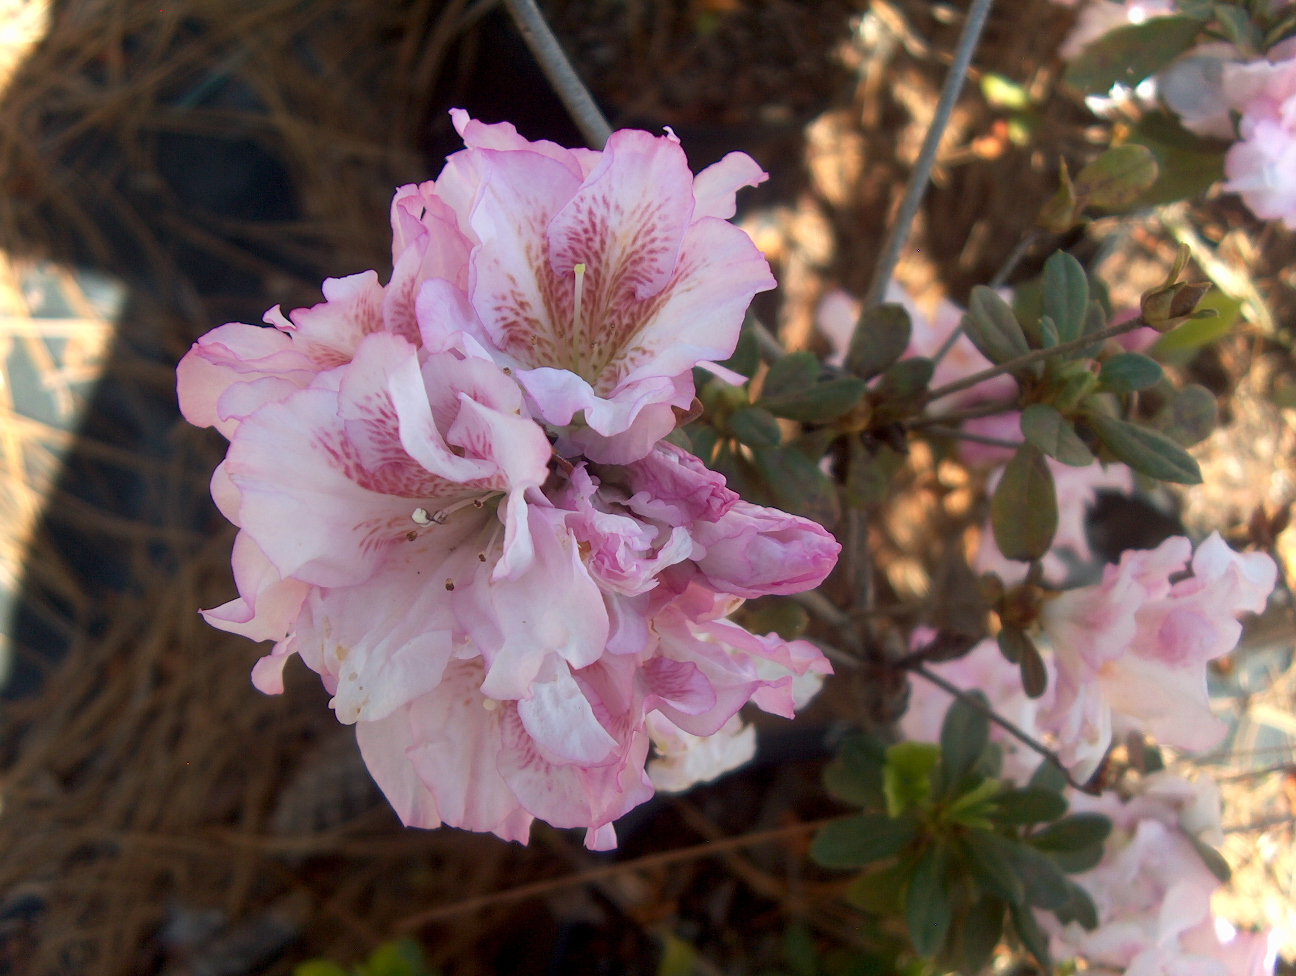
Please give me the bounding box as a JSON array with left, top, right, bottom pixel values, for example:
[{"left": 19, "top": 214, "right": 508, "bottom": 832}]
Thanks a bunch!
[
  {"left": 1040, "top": 533, "right": 1276, "bottom": 777},
  {"left": 1222, "top": 54, "right": 1296, "bottom": 228},
  {"left": 645, "top": 712, "right": 758, "bottom": 792},
  {"left": 899, "top": 637, "right": 1053, "bottom": 783}
]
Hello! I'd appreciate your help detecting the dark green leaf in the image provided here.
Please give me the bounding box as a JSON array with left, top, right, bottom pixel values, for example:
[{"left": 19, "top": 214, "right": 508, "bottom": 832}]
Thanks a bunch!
[
  {"left": 884, "top": 741, "right": 940, "bottom": 817},
  {"left": 1028, "top": 760, "right": 1068, "bottom": 795},
  {"left": 1020, "top": 638, "right": 1048, "bottom": 699},
  {"left": 940, "top": 693, "right": 991, "bottom": 797},
  {"left": 1030, "top": 812, "right": 1113, "bottom": 852},
  {"left": 728, "top": 406, "right": 783, "bottom": 448},
  {"left": 811, "top": 813, "right": 918, "bottom": 869},
  {"left": 991, "top": 444, "right": 1059, "bottom": 561},
  {"left": 1128, "top": 111, "right": 1229, "bottom": 207},
  {"left": 960, "top": 830, "right": 1026, "bottom": 905},
  {"left": 752, "top": 446, "right": 841, "bottom": 527},
  {"left": 743, "top": 599, "right": 808, "bottom": 641},
  {"left": 1011, "top": 902, "right": 1053, "bottom": 970},
  {"left": 1214, "top": 3, "right": 1261, "bottom": 54},
  {"left": 1052, "top": 880, "right": 1101, "bottom": 931},
  {"left": 688, "top": 424, "right": 720, "bottom": 466},
  {"left": 762, "top": 351, "right": 819, "bottom": 400},
  {"left": 1038, "top": 314, "right": 1060, "bottom": 349},
  {"left": 1064, "top": 16, "right": 1205, "bottom": 94},
  {"left": 1189, "top": 834, "right": 1232, "bottom": 883},
  {"left": 763, "top": 377, "right": 867, "bottom": 423},
  {"left": 719, "top": 321, "right": 761, "bottom": 379},
  {"left": 1099, "top": 352, "right": 1164, "bottom": 393},
  {"left": 993, "top": 787, "right": 1068, "bottom": 826},
  {"left": 1085, "top": 411, "right": 1203, "bottom": 484},
  {"left": 997, "top": 626, "right": 1028, "bottom": 664},
  {"left": 823, "top": 732, "right": 889, "bottom": 808},
  {"left": 962, "top": 896, "right": 1006, "bottom": 974},
  {"left": 848, "top": 303, "right": 913, "bottom": 380},
  {"left": 1005, "top": 839, "right": 1072, "bottom": 909},
  {"left": 877, "top": 357, "right": 934, "bottom": 401},
  {"left": 1050, "top": 843, "right": 1107, "bottom": 874},
  {"left": 1075, "top": 144, "right": 1161, "bottom": 210},
  {"left": 1162, "top": 383, "right": 1217, "bottom": 447},
  {"left": 906, "top": 844, "right": 952, "bottom": 958},
  {"left": 965, "top": 287, "right": 1031, "bottom": 365},
  {"left": 1020, "top": 403, "right": 1096, "bottom": 466},
  {"left": 1043, "top": 251, "right": 1089, "bottom": 343}
]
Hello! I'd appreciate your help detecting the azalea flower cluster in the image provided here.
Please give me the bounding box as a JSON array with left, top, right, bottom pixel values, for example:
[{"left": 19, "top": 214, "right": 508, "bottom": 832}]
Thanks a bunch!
[
  {"left": 1049, "top": 774, "right": 1278, "bottom": 976},
  {"left": 178, "top": 111, "right": 839, "bottom": 849},
  {"left": 1058, "top": 0, "right": 1296, "bottom": 227}
]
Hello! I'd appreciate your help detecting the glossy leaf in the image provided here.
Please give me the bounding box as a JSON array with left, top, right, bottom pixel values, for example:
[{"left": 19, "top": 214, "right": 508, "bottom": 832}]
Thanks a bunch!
[
  {"left": 823, "top": 732, "right": 888, "bottom": 809},
  {"left": 1043, "top": 251, "right": 1089, "bottom": 343},
  {"left": 763, "top": 377, "right": 867, "bottom": 423},
  {"left": 728, "top": 406, "right": 783, "bottom": 448},
  {"left": 1064, "top": 16, "right": 1204, "bottom": 93},
  {"left": 940, "top": 693, "right": 991, "bottom": 797},
  {"left": 991, "top": 444, "right": 1059, "bottom": 562},
  {"left": 1162, "top": 383, "right": 1217, "bottom": 447},
  {"left": 848, "top": 303, "right": 912, "bottom": 380},
  {"left": 906, "top": 844, "right": 952, "bottom": 958},
  {"left": 965, "top": 287, "right": 1030, "bottom": 365},
  {"left": 762, "top": 351, "right": 819, "bottom": 400},
  {"left": 961, "top": 830, "right": 1026, "bottom": 905},
  {"left": 811, "top": 812, "right": 918, "bottom": 869},
  {"left": 1085, "top": 411, "right": 1203, "bottom": 484},
  {"left": 1075, "top": 144, "right": 1160, "bottom": 210},
  {"left": 1020, "top": 403, "right": 1095, "bottom": 466},
  {"left": 1098, "top": 352, "right": 1164, "bottom": 393},
  {"left": 993, "top": 787, "right": 1068, "bottom": 825},
  {"left": 1030, "top": 812, "right": 1113, "bottom": 852}
]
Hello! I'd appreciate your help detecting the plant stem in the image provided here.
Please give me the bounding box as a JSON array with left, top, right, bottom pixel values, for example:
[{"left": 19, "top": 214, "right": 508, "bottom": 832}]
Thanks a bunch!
[
  {"left": 907, "top": 398, "right": 1020, "bottom": 428},
  {"left": 921, "top": 316, "right": 1147, "bottom": 407},
  {"left": 503, "top": 0, "right": 612, "bottom": 150},
  {"left": 921, "top": 425, "right": 1023, "bottom": 449},
  {"left": 862, "top": 0, "right": 998, "bottom": 310},
  {"left": 909, "top": 662, "right": 1101, "bottom": 794}
]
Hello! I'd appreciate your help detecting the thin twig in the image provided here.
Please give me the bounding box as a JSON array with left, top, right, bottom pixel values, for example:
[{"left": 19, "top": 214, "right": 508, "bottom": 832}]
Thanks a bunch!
[
  {"left": 930, "top": 229, "right": 1044, "bottom": 368},
  {"left": 920, "top": 425, "right": 1023, "bottom": 449},
  {"left": 920, "top": 316, "right": 1148, "bottom": 407},
  {"left": 862, "top": 0, "right": 997, "bottom": 310},
  {"left": 909, "top": 662, "right": 1100, "bottom": 794},
  {"left": 752, "top": 318, "right": 785, "bottom": 362},
  {"left": 906, "top": 398, "right": 1020, "bottom": 428},
  {"left": 394, "top": 818, "right": 832, "bottom": 930},
  {"left": 503, "top": 0, "right": 612, "bottom": 150}
]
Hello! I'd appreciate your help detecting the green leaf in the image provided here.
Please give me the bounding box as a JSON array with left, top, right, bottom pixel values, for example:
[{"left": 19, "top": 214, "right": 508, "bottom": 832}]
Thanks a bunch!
[
  {"left": 993, "top": 787, "right": 1068, "bottom": 826},
  {"left": 1152, "top": 291, "right": 1238, "bottom": 359},
  {"left": 997, "top": 626, "right": 1027, "bottom": 664},
  {"left": 295, "top": 964, "right": 351, "bottom": 976},
  {"left": 1075, "top": 144, "right": 1160, "bottom": 210},
  {"left": 1214, "top": 3, "right": 1261, "bottom": 54},
  {"left": 883, "top": 741, "right": 941, "bottom": 817},
  {"left": 1010, "top": 902, "right": 1053, "bottom": 970},
  {"left": 824, "top": 732, "right": 889, "bottom": 808},
  {"left": 962, "top": 896, "right": 1006, "bottom": 974},
  {"left": 728, "top": 406, "right": 783, "bottom": 448},
  {"left": 811, "top": 813, "right": 918, "bottom": 869},
  {"left": 762, "top": 351, "right": 819, "bottom": 400},
  {"left": 946, "top": 777, "right": 1004, "bottom": 828},
  {"left": 847, "top": 303, "right": 912, "bottom": 380},
  {"left": 751, "top": 446, "right": 841, "bottom": 527},
  {"left": 991, "top": 444, "right": 1059, "bottom": 561},
  {"left": 877, "top": 357, "right": 934, "bottom": 401},
  {"left": 743, "top": 599, "right": 809, "bottom": 641},
  {"left": 1030, "top": 812, "right": 1113, "bottom": 852},
  {"left": 1098, "top": 353, "right": 1164, "bottom": 394},
  {"left": 1064, "top": 16, "right": 1205, "bottom": 93},
  {"left": 1019, "top": 637, "right": 1048, "bottom": 699},
  {"left": 1028, "top": 760, "right": 1068, "bottom": 795},
  {"left": 1052, "top": 879, "right": 1101, "bottom": 931},
  {"left": 763, "top": 377, "right": 867, "bottom": 423},
  {"left": 1043, "top": 251, "right": 1089, "bottom": 343},
  {"left": 965, "top": 287, "right": 1031, "bottom": 366},
  {"left": 939, "top": 693, "right": 991, "bottom": 797},
  {"left": 688, "top": 423, "right": 720, "bottom": 466},
  {"left": 1161, "top": 383, "right": 1218, "bottom": 447},
  {"left": 1128, "top": 111, "right": 1229, "bottom": 208},
  {"left": 1189, "top": 834, "right": 1232, "bottom": 883},
  {"left": 1049, "top": 843, "right": 1107, "bottom": 874},
  {"left": 906, "top": 844, "right": 952, "bottom": 958},
  {"left": 846, "top": 857, "right": 911, "bottom": 914},
  {"left": 1004, "top": 838, "right": 1072, "bottom": 909},
  {"left": 1020, "top": 403, "right": 1096, "bottom": 466},
  {"left": 1085, "top": 411, "right": 1203, "bottom": 484},
  {"left": 960, "top": 830, "right": 1026, "bottom": 905},
  {"left": 719, "top": 321, "right": 760, "bottom": 379},
  {"left": 783, "top": 921, "right": 818, "bottom": 976}
]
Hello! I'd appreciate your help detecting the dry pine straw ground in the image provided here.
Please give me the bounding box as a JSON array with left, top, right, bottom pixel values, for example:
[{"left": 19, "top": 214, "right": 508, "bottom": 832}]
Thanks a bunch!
[{"left": 0, "top": 0, "right": 1293, "bottom": 972}]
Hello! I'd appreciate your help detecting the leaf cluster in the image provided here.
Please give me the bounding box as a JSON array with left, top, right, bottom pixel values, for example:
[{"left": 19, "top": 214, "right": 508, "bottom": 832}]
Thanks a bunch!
[{"left": 812, "top": 698, "right": 1113, "bottom": 972}]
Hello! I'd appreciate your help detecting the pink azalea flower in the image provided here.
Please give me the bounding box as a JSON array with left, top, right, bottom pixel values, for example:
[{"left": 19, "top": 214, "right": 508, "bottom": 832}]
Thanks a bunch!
[
  {"left": 645, "top": 712, "right": 758, "bottom": 793},
  {"left": 1222, "top": 54, "right": 1296, "bottom": 227},
  {"left": 1039, "top": 533, "right": 1277, "bottom": 777}
]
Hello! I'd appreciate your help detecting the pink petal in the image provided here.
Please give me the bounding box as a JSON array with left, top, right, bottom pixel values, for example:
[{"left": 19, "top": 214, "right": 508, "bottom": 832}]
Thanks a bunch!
[
  {"left": 356, "top": 709, "right": 443, "bottom": 829},
  {"left": 692, "top": 151, "right": 767, "bottom": 220},
  {"left": 517, "top": 654, "right": 618, "bottom": 764}
]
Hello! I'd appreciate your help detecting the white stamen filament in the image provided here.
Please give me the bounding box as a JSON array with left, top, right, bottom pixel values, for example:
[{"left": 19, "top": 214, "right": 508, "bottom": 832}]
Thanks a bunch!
[{"left": 572, "top": 263, "right": 586, "bottom": 339}]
